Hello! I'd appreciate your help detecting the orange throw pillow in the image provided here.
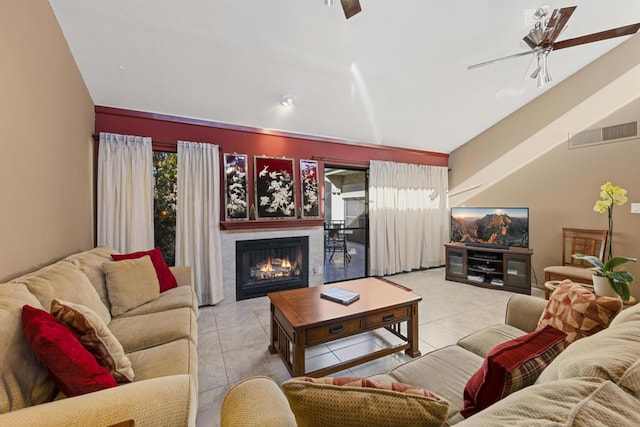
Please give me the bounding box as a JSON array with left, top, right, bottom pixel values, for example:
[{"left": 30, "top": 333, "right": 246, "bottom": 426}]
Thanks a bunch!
[{"left": 536, "top": 280, "right": 622, "bottom": 345}]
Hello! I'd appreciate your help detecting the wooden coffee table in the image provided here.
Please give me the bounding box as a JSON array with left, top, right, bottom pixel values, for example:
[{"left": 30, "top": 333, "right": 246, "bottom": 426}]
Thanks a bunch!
[{"left": 268, "top": 277, "right": 422, "bottom": 377}]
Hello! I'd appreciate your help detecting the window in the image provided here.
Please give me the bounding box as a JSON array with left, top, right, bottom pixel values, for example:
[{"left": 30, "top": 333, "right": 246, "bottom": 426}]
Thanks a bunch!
[{"left": 153, "top": 152, "right": 177, "bottom": 266}]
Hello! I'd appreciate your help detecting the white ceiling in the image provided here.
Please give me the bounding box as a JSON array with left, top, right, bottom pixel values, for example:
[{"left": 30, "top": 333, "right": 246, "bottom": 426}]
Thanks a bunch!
[{"left": 48, "top": 1, "right": 640, "bottom": 154}]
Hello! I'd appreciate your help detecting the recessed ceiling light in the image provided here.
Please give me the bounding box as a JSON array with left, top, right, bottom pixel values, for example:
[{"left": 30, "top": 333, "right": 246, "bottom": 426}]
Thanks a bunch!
[{"left": 281, "top": 95, "right": 294, "bottom": 107}]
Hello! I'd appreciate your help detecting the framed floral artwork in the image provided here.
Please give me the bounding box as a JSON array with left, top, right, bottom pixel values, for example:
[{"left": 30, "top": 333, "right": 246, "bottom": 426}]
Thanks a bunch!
[
  {"left": 254, "top": 156, "right": 296, "bottom": 219},
  {"left": 223, "top": 153, "right": 249, "bottom": 220},
  {"left": 300, "top": 159, "right": 319, "bottom": 218}
]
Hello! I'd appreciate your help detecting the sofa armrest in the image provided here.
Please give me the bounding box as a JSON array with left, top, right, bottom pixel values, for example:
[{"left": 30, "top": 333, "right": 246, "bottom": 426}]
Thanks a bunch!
[
  {"left": 221, "top": 376, "right": 296, "bottom": 427},
  {"left": 504, "top": 294, "right": 547, "bottom": 333},
  {"left": 0, "top": 375, "right": 195, "bottom": 427},
  {"left": 170, "top": 265, "right": 193, "bottom": 288}
]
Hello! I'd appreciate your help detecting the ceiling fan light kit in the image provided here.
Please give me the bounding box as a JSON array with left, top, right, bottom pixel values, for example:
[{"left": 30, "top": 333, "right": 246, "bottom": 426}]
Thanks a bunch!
[
  {"left": 468, "top": 5, "right": 640, "bottom": 88},
  {"left": 535, "top": 52, "right": 552, "bottom": 88},
  {"left": 280, "top": 95, "right": 294, "bottom": 108}
]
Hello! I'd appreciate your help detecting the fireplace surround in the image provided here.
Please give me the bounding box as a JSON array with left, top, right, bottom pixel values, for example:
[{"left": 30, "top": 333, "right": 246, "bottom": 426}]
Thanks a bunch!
[{"left": 236, "top": 236, "right": 309, "bottom": 300}]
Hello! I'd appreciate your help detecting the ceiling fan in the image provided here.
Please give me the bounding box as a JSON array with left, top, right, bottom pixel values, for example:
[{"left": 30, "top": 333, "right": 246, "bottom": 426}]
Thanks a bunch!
[
  {"left": 325, "top": 0, "right": 362, "bottom": 19},
  {"left": 341, "top": 0, "right": 362, "bottom": 19},
  {"left": 468, "top": 5, "right": 640, "bottom": 87}
]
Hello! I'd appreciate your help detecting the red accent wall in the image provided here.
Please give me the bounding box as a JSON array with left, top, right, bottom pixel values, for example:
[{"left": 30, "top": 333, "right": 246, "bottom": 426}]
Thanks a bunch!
[
  {"left": 95, "top": 106, "right": 448, "bottom": 166},
  {"left": 94, "top": 106, "right": 449, "bottom": 222}
]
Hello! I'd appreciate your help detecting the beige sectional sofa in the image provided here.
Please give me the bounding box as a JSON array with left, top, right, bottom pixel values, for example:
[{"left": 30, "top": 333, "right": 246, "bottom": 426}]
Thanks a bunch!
[
  {"left": 221, "top": 293, "right": 640, "bottom": 426},
  {"left": 0, "top": 246, "right": 198, "bottom": 426}
]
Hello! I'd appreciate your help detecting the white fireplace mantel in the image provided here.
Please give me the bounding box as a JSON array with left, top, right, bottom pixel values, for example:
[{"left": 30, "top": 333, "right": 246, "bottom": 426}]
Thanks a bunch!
[{"left": 219, "top": 226, "right": 324, "bottom": 304}]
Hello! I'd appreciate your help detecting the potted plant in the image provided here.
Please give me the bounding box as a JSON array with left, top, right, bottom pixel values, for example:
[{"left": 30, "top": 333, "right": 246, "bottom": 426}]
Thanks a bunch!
[
  {"left": 593, "top": 181, "right": 628, "bottom": 260},
  {"left": 572, "top": 254, "right": 636, "bottom": 301}
]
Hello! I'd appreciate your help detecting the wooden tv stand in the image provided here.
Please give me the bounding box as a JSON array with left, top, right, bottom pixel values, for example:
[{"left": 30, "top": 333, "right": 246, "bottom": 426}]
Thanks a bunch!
[{"left": 444, "top": 243, "right": 533, "bottom": 294}]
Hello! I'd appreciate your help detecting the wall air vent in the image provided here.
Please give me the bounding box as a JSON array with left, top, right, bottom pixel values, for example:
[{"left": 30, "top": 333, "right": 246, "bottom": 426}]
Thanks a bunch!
[
  {"left": 569, "top": 121, "right": 637, "bottom": 149},
  {"left": 602, "top": 121, "right": 637, "bottom": 141}
]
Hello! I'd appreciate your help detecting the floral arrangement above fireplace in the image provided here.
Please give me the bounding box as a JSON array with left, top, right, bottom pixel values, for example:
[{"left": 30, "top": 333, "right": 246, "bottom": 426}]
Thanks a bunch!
[
  {"left": 255, "top": 156, "right": 296, "bottom": 218},
  {"left": 223, "top": 153, "right": 249, "bottom": 220},
  {"left": 300, "top": 159, "right": 319, "bottom": 218}
]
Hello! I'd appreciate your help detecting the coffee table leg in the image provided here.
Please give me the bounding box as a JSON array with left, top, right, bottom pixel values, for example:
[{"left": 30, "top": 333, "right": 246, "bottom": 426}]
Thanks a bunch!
[
  {"left": 268, "top": 303, "right": 277, "bottom": 354},
  {"left": 292, "top": 332, "right": 305, "bottom": 376},
  {"left": 405, "top": 302, "right": 421, "bottom": 357}
]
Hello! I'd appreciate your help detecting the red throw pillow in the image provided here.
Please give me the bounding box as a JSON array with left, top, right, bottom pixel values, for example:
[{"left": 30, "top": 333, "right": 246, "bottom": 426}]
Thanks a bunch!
[
  {"left": 112, "top": 248, "right": 177, "bottom": 292},
  {"left": 461, "top": 325, "right": 566, "bottom": 418},
  {"left": 21, "top": 305, "right": 118, "bottom": 396}
]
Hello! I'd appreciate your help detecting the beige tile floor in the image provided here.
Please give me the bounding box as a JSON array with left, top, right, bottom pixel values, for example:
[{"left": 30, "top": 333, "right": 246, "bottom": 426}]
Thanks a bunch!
[{"left": 195, "top": 268, "right": 544, "bottom": 426}]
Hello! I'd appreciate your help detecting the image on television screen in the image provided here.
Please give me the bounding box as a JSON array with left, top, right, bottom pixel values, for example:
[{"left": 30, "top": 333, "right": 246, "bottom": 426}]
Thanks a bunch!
[{"left": 450, "top": 207, "right": 529, "bottom": 248}]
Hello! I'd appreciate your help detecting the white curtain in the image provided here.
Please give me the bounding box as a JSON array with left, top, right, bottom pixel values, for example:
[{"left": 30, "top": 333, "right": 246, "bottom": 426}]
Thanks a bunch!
[
  {"left": 97, "top": 132, "right": 154, "bottom": 252},
  {"left": 369, "top": 160, "right": 448, "bottom": 276},
  {"left": 175, "top": 141, "right": 223, "bottom": 305}
]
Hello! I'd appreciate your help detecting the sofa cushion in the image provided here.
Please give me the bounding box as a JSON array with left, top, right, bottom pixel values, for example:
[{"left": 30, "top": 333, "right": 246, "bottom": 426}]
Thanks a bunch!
[
  {"left": 64, "top": 246, "right": 119, "bottom": 310},
  {"left": 455, "top": 378, "right": 640, "bottom": 427},
  {"left": 536, "top": 280, "right": 621, "bottom": 345},
  {"left": 282, "top": 376, "right": 449, "bottom": 427},
  {"left": 114, "top": 285, "right": 197, "bottom": 318},
  {"left": 126, "top": 338, "right": 198, "bottom": 382},
  {"left": 388, "top": 345, "right": 484, "bottom": 421},
  {"left": 457, "top": 324, "right": 527, "bottom": 358},
  {"left": 536, "top": 315, "right": 640, "bottom": 385},
  {"left": 109, "top": 307, "right": 197, "bottom": 353},
  {"left": 51, "top": 299, "right": 134, "bottom": 382},
  {"left": 112, "top": 247, "right": 177, "bottom": 292},
  {"left": 103, "top": 256, "right": 160, "bottom": 316},
  {"left": 0, "top": 283, "right": 56, "bottom": 413},
  {"left": 22, "top": 305, "right": 118, "bottom": 397},
  {"left": 14, "top": 260, "right": 111, "bottom": 325},
  {"left": 461, "top": 325, "right": 566, "bottom": 418}
]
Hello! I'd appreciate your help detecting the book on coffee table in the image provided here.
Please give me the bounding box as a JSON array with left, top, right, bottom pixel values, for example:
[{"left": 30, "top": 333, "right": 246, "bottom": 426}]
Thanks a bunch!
[{"left": 320, "top": 287, "right": 360, "bottom": 305}]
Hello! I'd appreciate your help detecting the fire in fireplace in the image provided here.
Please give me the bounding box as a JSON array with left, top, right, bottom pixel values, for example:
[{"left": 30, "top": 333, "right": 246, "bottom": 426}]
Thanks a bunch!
[
  {"left": 236, "top": 236, "right": 309, "bottom": 300},
  {"left": 250, "top": 256, "right": 299, "bottom": 282}
]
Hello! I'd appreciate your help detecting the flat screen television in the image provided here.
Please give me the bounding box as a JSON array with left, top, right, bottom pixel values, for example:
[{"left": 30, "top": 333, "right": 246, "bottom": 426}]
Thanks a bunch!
[{"left": 450, "top": 207, "right": 529, "bottom": 249}]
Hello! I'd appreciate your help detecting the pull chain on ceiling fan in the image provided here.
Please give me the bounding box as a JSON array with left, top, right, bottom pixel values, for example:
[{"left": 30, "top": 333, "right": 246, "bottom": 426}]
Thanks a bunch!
[{"left": 468, "top": 5, "right": 640, "bottom": 88}]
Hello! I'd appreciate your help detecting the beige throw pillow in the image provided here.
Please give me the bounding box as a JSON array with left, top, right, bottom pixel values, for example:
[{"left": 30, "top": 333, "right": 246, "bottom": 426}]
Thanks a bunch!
[
  {"left": 14, "top": 260, "right": 111, "bottom": 325},
  {"left": 103, "top": 255, "right": 160, "bottom": 316},
  {"left": 282, "top": 376, "right": 449, "bottom": 427},
  {"left": 51, "top": 298, "right": 134, "bottom": 382}
]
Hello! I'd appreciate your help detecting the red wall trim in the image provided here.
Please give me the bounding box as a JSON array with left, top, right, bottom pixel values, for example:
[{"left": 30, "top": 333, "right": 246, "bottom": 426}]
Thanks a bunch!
[{"left": 95, "top": 106, "right": 448, "bottom": 164}]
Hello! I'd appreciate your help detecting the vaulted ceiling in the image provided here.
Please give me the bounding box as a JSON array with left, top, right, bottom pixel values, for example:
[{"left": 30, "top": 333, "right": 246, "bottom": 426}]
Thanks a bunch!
[{"left": 49, "top": 1, "right": 640, "bottom": 154}]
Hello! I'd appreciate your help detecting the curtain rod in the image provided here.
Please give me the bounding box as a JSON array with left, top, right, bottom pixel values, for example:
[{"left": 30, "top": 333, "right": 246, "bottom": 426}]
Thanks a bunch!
[
  {"left": 92, "top": 134, "right": 222, "bottom": 151},
  {"left": 311, "top": 156, "right": 369, "bottom": 167}
]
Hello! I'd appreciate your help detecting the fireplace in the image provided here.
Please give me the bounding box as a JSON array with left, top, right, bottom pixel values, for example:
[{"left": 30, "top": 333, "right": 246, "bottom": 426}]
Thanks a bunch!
[{"left": 236, "top": 236, "right": 309, "bottom": 300}]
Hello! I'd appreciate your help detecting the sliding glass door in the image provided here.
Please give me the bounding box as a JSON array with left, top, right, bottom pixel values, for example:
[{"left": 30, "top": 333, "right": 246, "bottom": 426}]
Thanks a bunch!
[{"left": 323, "top": 166, "right": 368, "bottom": 283}]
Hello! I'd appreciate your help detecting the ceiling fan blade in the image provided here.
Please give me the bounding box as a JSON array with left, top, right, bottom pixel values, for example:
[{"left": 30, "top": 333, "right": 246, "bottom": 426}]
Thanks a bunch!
[
  {"left": 540, "top": 6, "right": 576, "bottom": 46},
  {"left": 552, "top": 22, "right": 640, "bottom": 50},
  {"left": 468, "top": 50, "right": 534, "bottom": 70},
  {"left": 340, "top": 0, "right": 362, "bottom": 19}
]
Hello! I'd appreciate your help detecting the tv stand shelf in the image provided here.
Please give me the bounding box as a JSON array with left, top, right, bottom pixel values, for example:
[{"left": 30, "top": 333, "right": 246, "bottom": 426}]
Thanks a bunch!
[{"left": 445, "top": 243, "right": 532, "bottom": 294}]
